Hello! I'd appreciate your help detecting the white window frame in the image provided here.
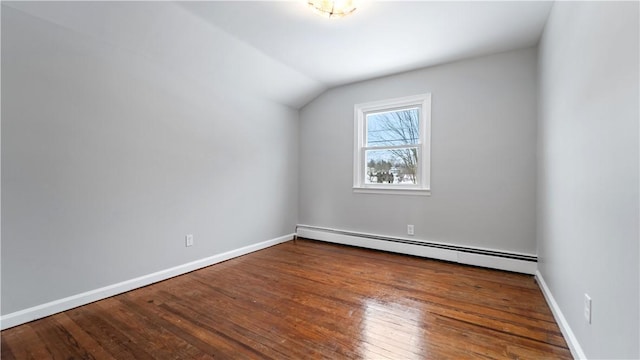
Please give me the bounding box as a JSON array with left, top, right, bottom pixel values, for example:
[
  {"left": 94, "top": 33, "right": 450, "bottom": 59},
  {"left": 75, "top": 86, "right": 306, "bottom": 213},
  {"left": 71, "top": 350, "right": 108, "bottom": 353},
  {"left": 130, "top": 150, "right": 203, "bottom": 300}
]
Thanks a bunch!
[{"left": 353, "top": 94, "right": 431, "bottom": 195}]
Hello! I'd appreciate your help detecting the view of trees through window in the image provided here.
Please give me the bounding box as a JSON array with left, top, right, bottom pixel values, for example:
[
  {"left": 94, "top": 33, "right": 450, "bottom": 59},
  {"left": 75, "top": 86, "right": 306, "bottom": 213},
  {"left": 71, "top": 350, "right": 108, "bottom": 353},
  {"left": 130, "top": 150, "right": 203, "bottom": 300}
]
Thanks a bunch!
[{"left": 365, "top": 108, "right": 420, "bottom": 184}]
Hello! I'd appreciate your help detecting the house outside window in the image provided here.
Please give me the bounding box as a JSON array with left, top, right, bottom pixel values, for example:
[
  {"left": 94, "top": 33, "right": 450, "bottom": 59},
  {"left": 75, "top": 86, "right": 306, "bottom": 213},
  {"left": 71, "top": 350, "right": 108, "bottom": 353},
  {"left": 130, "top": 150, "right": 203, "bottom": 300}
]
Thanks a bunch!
[{"left": 353, "top": 94, "right": 431, "bottom": 195}]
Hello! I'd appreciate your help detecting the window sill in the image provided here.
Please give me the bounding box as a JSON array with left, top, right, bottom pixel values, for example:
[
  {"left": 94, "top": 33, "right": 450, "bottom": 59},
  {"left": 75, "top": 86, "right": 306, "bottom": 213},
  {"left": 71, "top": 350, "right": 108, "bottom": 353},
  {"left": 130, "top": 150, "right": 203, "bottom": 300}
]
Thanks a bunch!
[{"left": 353, "top": 187, "right": 431, "bottom": 196}]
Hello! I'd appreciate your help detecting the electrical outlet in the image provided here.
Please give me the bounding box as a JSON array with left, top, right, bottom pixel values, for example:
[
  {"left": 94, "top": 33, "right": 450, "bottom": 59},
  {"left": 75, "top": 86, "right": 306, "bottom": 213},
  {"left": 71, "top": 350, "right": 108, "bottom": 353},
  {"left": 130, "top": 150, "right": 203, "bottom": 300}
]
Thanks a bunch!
[
  {"left": 185, "top": 234, "right": 194, "bottom": 247},
  {"left": 584, "top": 294, "right": 592, "bottom": 324},
  {"left": 407, "top": 224, "right": 414, "bottom": 236}
]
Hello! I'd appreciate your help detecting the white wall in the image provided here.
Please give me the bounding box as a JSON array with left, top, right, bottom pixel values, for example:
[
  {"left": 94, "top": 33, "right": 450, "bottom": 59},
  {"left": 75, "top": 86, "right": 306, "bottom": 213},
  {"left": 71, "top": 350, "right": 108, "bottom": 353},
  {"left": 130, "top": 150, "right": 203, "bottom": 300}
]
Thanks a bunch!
[
  {"left": 1, "top": 5, "right": 298, "bottom": 315},
  {"left": 537, "top": 2, "right": 639, "bottom": 358},
  {"left": 299, "top": 48, "right": 538, "bottom": 255}
]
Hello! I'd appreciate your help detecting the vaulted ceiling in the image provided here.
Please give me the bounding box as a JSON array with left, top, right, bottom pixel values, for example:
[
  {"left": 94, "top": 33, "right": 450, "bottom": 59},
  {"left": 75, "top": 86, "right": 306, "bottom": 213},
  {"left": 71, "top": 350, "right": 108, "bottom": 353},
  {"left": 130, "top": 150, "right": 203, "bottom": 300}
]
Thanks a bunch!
[{"left": 5, "top": 1, "right": 553, "bottom": 109}]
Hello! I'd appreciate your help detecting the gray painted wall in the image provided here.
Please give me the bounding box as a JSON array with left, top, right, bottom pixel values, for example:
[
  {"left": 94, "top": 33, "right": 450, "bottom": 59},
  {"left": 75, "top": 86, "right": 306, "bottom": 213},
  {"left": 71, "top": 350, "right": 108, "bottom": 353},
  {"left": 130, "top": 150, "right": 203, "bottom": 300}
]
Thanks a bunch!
[
  {"left": 537, "top": 2, "right": 639, "bottom": 358},
  {"left": 299, "top": 48, "right": 538, "bottom": 255},
  {"left": 1, "top": 6, "right": 298, "bottom": 315}
]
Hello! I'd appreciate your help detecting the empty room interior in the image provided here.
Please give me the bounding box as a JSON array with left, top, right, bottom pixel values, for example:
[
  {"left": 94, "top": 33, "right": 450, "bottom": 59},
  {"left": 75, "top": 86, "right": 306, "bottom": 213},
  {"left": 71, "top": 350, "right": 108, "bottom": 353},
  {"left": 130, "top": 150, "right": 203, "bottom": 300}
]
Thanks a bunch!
[{"left": 1, "top": 1, "right": 639, "bottom": 359}]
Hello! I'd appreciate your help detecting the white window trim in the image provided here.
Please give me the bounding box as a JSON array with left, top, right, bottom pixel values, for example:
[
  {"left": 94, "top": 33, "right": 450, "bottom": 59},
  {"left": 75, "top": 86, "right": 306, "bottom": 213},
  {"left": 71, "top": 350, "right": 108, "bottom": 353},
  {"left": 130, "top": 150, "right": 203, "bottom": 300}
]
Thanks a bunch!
[{"left": 353, "top": 94, "right": 431, "bottom": 196}]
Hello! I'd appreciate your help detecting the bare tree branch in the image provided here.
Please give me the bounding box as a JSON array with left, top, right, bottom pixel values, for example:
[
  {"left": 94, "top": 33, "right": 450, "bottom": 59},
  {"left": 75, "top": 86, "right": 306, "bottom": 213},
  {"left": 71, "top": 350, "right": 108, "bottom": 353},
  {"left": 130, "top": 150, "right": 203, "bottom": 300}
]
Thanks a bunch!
[{"left": 367, "top": 109, "right": 420, "bottom": 183}]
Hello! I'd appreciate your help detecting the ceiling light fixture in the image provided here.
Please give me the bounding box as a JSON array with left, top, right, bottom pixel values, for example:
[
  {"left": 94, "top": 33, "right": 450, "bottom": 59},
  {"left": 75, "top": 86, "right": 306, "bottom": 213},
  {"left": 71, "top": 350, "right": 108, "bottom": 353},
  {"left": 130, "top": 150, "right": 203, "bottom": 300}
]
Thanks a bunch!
[{"left": 308, "top": 0, "right": 357, "bottom": 19}]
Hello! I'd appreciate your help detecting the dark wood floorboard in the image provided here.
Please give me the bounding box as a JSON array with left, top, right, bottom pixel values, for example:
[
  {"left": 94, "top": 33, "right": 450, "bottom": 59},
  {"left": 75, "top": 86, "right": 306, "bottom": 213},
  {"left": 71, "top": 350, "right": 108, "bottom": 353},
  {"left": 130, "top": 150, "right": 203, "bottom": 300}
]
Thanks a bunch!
[{"left": 1, "top": 239, "right": 572, "bottom": 359}]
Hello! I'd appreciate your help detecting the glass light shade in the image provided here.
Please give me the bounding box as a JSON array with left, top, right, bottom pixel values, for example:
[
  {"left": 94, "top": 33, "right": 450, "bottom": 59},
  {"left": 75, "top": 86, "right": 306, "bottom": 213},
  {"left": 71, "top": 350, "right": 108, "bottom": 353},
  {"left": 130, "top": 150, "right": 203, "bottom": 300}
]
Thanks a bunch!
[{"left": 308, "top": 0, "right": 357, "bottom": 19}]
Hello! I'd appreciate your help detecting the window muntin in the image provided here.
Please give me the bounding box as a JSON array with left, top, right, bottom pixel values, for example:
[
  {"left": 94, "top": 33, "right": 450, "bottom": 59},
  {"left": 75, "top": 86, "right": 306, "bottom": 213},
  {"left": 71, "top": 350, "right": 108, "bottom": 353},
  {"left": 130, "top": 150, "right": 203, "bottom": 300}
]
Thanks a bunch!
[{"left": 354, "top": 94, "right": 431, "bottom": 195}]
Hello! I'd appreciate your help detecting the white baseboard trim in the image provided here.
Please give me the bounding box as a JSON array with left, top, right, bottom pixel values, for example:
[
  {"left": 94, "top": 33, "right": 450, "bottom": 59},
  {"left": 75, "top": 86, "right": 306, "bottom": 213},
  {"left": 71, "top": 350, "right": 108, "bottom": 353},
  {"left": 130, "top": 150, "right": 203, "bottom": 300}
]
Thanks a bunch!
[
  {"left": 296, "top": 225, "right": 537, "bottom": 275},
  {"left": 535, "top": 270, "right": 586, "bottom": 360},
  {"left": 0, "top": 233, "right": 293, "bottom": 331}
]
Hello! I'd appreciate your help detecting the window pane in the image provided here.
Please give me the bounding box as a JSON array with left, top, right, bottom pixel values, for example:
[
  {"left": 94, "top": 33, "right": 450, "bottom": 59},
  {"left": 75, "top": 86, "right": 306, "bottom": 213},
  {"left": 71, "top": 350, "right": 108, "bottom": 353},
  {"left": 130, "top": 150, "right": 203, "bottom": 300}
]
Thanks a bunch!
[
  {"left": 365, "top": 148, "right": 418, "bottom": 184},
  {"left": 366, "top": 108, "right": 420, "bottom": 147}
]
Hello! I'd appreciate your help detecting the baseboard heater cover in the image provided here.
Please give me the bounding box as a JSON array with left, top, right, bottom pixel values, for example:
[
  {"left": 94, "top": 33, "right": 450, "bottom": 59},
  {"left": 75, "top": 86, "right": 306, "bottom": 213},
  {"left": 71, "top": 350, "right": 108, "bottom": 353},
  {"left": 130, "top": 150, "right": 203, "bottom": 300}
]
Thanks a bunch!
[{"left": 296, "top": 225, "right": 537, "bottom": 274}]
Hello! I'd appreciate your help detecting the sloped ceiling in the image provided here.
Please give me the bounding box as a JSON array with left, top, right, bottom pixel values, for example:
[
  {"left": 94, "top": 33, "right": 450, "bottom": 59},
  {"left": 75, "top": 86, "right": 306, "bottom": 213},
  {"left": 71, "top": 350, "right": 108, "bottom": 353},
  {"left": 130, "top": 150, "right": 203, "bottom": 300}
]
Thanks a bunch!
[
  {"left": 181, "top": 1, "right": 553, "bottom": 89},
  {"left": 3, "top": 1, "right": 553, "bottom": 109}
]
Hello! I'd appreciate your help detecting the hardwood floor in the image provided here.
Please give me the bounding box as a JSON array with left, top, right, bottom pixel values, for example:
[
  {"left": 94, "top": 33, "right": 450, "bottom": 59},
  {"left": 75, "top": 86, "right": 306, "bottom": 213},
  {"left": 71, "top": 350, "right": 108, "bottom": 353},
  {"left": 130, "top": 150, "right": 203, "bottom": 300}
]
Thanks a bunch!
[{"left": 1, "top": 239, "right": 571, "bottom": 359}]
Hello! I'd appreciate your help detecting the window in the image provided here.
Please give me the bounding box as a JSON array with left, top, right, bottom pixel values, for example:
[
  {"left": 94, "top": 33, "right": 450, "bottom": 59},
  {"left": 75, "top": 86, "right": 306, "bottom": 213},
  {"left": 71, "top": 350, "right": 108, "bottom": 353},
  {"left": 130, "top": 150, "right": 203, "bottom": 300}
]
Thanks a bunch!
[{"left": 353, "top": 94, "right": 431, "bottom": 195}]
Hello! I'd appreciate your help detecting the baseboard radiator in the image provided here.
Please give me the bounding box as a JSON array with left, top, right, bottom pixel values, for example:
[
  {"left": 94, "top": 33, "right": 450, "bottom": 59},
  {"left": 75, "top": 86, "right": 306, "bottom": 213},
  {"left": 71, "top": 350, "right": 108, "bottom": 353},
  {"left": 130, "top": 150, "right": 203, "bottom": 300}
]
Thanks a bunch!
[{"left": 295, "top": 225, "right": 537, "bottom": 274}]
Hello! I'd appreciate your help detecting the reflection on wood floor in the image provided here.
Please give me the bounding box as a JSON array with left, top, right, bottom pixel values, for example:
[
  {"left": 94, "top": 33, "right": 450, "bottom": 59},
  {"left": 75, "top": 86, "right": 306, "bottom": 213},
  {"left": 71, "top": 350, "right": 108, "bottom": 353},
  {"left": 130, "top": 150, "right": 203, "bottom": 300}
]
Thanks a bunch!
[{"left": 1, "top": 239, "right": 572, "bottom": 359}]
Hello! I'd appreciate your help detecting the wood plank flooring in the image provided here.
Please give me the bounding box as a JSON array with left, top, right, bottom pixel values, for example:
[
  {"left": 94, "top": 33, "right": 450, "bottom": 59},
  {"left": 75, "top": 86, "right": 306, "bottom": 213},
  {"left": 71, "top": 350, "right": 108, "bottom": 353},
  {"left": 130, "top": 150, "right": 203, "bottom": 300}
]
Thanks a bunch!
[{"left": 1, "top": 239, "right": 572, "bottom": 359}]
